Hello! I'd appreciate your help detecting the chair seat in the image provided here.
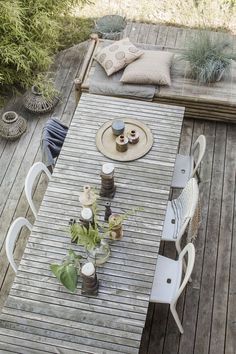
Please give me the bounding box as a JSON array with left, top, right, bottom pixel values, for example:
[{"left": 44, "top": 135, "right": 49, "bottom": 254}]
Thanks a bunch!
[
  {"left": 171, "top": 154, "right": 194, "bottom": 188},
  {"left": 150, "top": 255, "right": 182, "bottom": 304},
  {"left": 162, "top": 201, "right": 178, "bottom": 241}
]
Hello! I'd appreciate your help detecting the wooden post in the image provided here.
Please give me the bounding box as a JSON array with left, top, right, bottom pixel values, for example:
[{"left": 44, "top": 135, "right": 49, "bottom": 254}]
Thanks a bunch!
[{"left": 74, "top": 33, "right": 100, "bottom": 104}]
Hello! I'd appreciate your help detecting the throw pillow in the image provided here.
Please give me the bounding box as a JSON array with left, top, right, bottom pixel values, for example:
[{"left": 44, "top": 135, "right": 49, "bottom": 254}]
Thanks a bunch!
[
  {"left": 120, "top": 50, "right": 174, "bottom": 86},
  {"left": 94, "top": 38, "right": 143, "bottom": 76}
]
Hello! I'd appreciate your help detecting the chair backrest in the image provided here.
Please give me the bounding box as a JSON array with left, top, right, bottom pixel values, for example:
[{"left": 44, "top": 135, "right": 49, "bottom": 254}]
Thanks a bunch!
[
  {"left": 25, "top": 162, "right": 52, "bottom": 218},
  {"left": 174, "top": 177, "right": 199, "bottom": 241},
  {"left": 191, "top": 134, "right": 206, "bottom": 178},
  {"left": 6, "top": 217, "right": 32, "bottom": 273},
  {"left": 171, "top": 242, "right": 195, "bottom": 306}
]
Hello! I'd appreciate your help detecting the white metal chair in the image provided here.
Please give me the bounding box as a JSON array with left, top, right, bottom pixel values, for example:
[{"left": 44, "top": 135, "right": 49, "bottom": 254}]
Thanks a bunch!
[
  {"left": 162, "top": 178, "right": 199, "bottom": 255},
  {"left": 171, "top": 134, "right": 206, "bottom": 188},
  {"left": 6, "top": 217, "right": 32, "bottom": 273},
  {"left": 150, "top": 242, "right": 195, "bottom": 333},
  {"left": 25, "top": 162, "right": 52, "bottom": 218}
]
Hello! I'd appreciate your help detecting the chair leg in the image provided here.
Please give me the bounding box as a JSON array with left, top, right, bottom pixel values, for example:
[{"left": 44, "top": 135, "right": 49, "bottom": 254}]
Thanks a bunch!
[
  {"left": 195, "top": 169, "right": 201, "bottom": 184},
  {"left": 175, "top": 239, "right": 182, "bottom": 255},
  {"left": 170, "top": 304, "right": 184, "bottom": 334},
  {"left": 175, "top": 240, "right": 191, "bottom": 281}
]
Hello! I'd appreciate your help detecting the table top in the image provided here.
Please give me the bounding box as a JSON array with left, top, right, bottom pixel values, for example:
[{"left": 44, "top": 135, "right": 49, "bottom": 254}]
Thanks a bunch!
[{"left": 0, "top": 93, "right": 184, "bottom": 354}]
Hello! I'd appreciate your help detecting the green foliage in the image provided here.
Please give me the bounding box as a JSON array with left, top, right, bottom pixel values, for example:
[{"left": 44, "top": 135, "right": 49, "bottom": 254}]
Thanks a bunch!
[
  {"left": 33, "top": 73, "right": 59, "bottom": 100},
  {"left": 108, "top": 207, "right": 143, "bottom": 229},
  {"left": 95, "top": 15, "right": 126, "bottom": 34},
  {"left": 181, "top": 32, "right": 236, "bottom": 83},
  {"left": 50, "top": 249, "right": 82, "bottom": 292},
  {"left": 0, "top": 0, "right": 89, "bottom": 88},
  {"left": 70, "top": 223, "right": 102, "bottom": 250},
  {"left": 58, "top": 16, "right": 94, "bottom": 49}
]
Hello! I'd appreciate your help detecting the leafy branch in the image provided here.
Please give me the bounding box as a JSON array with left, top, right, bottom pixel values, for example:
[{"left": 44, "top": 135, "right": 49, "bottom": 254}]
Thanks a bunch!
[{"left": 50, "top": 249, "right": 82, "bottom": 292}]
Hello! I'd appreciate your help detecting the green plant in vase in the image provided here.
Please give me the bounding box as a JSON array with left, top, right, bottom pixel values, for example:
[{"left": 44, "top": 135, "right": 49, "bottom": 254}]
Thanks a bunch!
[
  {"left": 50, "top": 249, "right": 82, "bottom": 293},
  {"left": 32, "top": 73, "right": 59, "bottom": 100},
  {"left": 69, "top": 212, "right": 110, "bottom": 266}
]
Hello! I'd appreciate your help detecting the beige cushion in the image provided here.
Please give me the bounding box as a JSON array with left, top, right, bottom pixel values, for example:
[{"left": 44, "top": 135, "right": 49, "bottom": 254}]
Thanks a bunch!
[
  {"left": 94, "top": 38, "right": 143, "bottom": 76},
  {"left": 120, "top": 50, "right": 174, "bottom": 86}
]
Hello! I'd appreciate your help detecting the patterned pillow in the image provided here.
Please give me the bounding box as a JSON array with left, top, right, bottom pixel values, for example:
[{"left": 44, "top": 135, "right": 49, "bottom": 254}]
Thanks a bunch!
[
  {"left": 94, "top": 38, "right": 143, "bottom": 76},
  {"left": 120, "top": 50, "right": 174, "bottom": 86}
]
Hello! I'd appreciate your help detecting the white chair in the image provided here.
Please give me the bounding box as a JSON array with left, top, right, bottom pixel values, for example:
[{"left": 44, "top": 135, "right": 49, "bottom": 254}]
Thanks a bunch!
[
  {"left": 171, "top": 134, "right": 206, "bottom": 188},
  {"left": 25, "top": 162, "right": 52, "bottom": 218},
  {"left": 162, "top": 178, "right": 199, "bottom": 255},
  {"left": 6, "top": 217, "right": 32, "bottom": 273},
  {"left": 150, "top": 242, "right": 195, "bottom": 333}
]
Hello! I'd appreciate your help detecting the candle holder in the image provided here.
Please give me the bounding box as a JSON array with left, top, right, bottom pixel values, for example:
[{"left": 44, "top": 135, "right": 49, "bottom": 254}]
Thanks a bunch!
[
  {"left": 79, "top": 185, "right": 97, "bottom": 208},
  {"left": 104, "top": 202, "right": 112, "bottom": 221},
  {"left": 81, "top": 262, "right": 99, "bottom": 296},
  {"left": 116, "top": 134, "right": 128, "bottom": 152},
  {"left": 100, "top": 163, "right": 116, "bottom": 198},
  {"left": 127, "top": 129, "right": 139, "bottom": 144},
  {"left": 112, "top": 119, "right": 125, "bottom": 136},
  {"left": 80, "top": 208, "right": 94, "bottom": 229}
]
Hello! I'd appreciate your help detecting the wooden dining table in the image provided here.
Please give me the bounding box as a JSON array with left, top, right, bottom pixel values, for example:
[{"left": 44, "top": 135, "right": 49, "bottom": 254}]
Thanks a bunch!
[{"left": 0, "top": 93, "right": 184, "bottom": 354}]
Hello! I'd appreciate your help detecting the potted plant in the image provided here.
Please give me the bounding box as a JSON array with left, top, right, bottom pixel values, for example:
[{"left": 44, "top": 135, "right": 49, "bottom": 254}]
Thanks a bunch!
[
  {"left": 180, "top": 31, "right": 236, "bottom": 84},
  {"left": 50, "top": 249, "right": 82, "bottom": 292},
  {"left": 69, "top": 220, "right": 110, "bottom": 266},
  {"left": 23, "top": 73, "right": 60, "bottom": 113},
  {"left": 108, "top": 207, "right": 143, "bottom": 240},
  {"left": 108, "top": 214, "right": 124, "bottom": 240},
  {"left": 94, "top": 15, "right": 127, "bottom": 40}
]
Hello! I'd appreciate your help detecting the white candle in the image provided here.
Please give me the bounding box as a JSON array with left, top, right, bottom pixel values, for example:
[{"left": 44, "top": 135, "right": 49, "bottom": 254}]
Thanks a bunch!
[
  {"left": 102, "top": 163, "right": 114, "bottom": 175},
  {"left": 81, "top": 207, "right": 93, "bottom": 220},
  {"left": 81, "top": 262, "right": 95, "bottom": 277}
]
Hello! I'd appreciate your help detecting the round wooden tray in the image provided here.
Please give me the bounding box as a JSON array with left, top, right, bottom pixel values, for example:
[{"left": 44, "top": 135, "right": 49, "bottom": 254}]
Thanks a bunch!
[{"left": 96, "top": 118, "right": 153, "bottom": 162}]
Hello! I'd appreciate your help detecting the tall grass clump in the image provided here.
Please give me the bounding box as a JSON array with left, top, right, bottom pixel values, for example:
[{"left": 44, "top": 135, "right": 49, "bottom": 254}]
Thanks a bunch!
[
  {"left": 180, "top": 32, "right": 236, "bottom": 83},
  {"left": 0, "top": 0, "right": 88, "bottom": 89}
]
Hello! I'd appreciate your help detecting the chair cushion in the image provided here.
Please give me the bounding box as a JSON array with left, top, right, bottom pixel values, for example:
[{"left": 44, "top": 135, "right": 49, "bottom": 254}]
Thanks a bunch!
[
  {"left": 120, "top": 50, "right": 174, "bottom": 85},
  {"left": 150, "top": 254, "right": 182, "bottom": 304},
  {"left": 94, "top": 38, "right": 143, "bottom": 76},
  {"left": 171, "top": 154, "right": 194, "bottom": 189}
]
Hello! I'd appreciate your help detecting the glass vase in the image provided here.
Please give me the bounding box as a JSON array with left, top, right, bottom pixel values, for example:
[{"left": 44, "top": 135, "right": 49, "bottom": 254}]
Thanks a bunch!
[{"left": 87, "top": 239, "right": 110, "bottom": 266}]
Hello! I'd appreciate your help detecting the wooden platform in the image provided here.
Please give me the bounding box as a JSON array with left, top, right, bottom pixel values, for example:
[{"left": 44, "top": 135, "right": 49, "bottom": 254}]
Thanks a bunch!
[
  {"left": 78, "top": 24, "right": 236, "bottom": 123},
  {"left": 0, "top": 22, "right": 235, "bottom": 354}
]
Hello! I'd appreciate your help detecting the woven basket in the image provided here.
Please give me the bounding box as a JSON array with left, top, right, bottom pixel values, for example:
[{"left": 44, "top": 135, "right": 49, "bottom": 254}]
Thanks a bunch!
[
  {"left": 23, "top": 85, "right": 59, "bottom": 114},
  {"left": 0, "top": 111, "right": 27, "bottom": 140},
  {"left": 95, "top": 15, "right": 126, "bottom": 40}
]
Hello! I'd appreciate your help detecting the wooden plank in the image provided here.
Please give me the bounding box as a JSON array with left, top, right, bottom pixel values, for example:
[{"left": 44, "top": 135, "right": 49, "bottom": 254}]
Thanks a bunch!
[
  {"left": 209, "top": 123, "right": 236, "bottom": 354},
  {"left": 194, "top": 122, "right": 227, "bottom": 354},
  {"left": 225, "top": 170, "right": 236, "bottom": 354}
]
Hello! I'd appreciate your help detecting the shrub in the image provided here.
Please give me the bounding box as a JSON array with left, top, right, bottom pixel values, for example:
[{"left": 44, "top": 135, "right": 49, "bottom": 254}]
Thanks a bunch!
[
  {"left": 58, "top": 16, "right": 93, "bottom": 50},
  {"left": 180, "top": 31, "right": 236, "bottom": 83},
  {"left": 0, "top": 0, "right": 88, "bottom": 89}
]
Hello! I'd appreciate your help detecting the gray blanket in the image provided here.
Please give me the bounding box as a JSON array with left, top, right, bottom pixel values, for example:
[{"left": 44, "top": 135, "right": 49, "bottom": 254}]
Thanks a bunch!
[{"left": 41, "top": 118, "right": 68, "bottom": 168}]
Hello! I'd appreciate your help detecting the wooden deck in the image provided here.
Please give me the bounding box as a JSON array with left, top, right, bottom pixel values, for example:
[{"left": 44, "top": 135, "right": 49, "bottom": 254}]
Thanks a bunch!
[
  {"left": 0, "top": 22, "right": 235, "bottom": 354},
  {"left": 80, "top": 23, "right": 236, "bottom": 122}
]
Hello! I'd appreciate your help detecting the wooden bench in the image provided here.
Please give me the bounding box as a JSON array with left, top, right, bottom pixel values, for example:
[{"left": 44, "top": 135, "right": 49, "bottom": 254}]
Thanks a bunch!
[{"left": 74, "top": 34, "right": 236, "bottom": 123}]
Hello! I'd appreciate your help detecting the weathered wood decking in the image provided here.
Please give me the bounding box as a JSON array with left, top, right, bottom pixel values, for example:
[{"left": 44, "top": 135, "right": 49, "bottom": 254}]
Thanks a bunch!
[
  {"left": 0, "top": 22, "right": 235, "bottom": 354},
  {"left": 80, "top": 23, "right": 236, "bottom": 122}
]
